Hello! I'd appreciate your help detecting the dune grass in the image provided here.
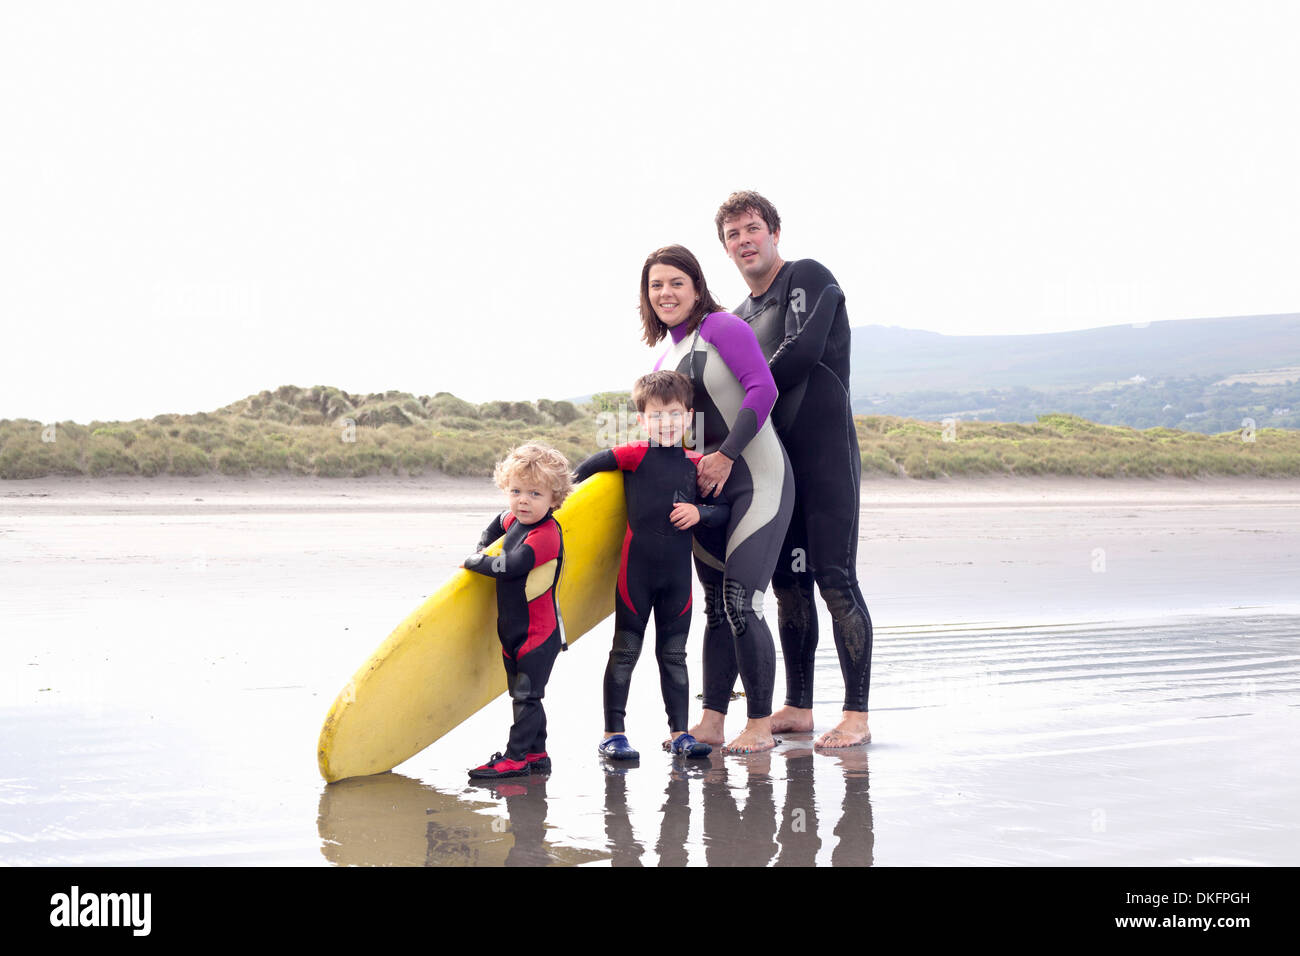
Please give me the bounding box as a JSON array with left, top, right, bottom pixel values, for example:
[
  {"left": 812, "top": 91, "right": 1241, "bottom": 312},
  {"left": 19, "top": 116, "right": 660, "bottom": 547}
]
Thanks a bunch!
[
  {"left": 856, "top": 413, "right": 1299, "bottom": 478},
  {"left": 2, "top": 387, "right": 1298, "bottom": 480}
]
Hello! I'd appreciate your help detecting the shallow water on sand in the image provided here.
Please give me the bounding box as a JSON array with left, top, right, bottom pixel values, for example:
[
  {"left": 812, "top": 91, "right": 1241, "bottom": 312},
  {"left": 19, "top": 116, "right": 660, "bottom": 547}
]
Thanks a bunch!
[{"left": 2, "top": 477, "right": 1298, "bottom": 865}]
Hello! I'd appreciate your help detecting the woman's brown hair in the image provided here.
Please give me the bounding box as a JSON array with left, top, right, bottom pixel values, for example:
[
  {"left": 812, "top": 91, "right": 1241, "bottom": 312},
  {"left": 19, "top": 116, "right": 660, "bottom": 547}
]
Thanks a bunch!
[{"left": 638, "top": 244, "right": 724, "bottom": 347}]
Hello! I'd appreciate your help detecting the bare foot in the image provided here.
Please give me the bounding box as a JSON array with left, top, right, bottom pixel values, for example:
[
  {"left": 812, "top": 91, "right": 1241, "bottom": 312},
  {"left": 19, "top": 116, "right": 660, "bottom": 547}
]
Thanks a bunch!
[
  {"left": 768, "top": 705, "right": 814, "bottom": 734},
  {"left": 723, "top": 718, "right": 778, "bottom": 754},
  {"left": 689, "top": 709, "right": 726, "bottom": 746},
  {"left": 814, "top": 711, "right": 871, "bottom": 749}
]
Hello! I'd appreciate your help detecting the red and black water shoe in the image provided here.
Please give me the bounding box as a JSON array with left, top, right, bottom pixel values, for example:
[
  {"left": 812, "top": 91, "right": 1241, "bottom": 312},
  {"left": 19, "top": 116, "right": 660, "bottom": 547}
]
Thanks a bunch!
[
  {"left": 468, "top": 751, "right": 530, "bottom": 780},
  {"left": 524, "top": 752, "right": 551, "bottom": 774}
]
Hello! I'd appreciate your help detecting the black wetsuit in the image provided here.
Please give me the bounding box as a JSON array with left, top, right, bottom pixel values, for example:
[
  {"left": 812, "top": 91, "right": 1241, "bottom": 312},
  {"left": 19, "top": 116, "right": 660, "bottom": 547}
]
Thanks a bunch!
[
  {"left": 657, "top": 312, "right": 795, "bottom": 719},
  {"left": 464, "top": 509, "right": 564, "bottom": 760},
  {"left": 733, "top": 259, "right": 874, "bottom": 713},
  {"left": 574, "top": 441, "right": 729, "bottom": 733}
]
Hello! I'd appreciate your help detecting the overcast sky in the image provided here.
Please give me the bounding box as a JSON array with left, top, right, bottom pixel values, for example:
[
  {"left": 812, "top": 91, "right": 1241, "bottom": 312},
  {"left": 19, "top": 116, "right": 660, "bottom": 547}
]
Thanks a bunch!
[{"left": 2, "top": 0, "right": 1297, "bottom": 423}]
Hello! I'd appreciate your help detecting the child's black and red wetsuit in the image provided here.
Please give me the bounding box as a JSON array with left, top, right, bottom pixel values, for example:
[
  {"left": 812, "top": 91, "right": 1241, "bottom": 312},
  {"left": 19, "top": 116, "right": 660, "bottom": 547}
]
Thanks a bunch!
[
  {"left": 574, "top": 442, "right": 729, "bottom": 733},
  {"left": 464, "top": 509, "right": 564, "bottom": 762}
]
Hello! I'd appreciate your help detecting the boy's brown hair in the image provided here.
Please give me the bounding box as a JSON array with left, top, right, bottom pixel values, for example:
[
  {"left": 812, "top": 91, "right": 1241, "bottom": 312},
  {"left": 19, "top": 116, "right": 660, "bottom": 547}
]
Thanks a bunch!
[
  {"left": 493, "top": 443, "right": 574, "bottom": 508},
  {"left": 631, "top": 370, "right": 693, "bottom": 413},
  {"left": 714, "top": 190, "right": 782, "bottom": 243}
]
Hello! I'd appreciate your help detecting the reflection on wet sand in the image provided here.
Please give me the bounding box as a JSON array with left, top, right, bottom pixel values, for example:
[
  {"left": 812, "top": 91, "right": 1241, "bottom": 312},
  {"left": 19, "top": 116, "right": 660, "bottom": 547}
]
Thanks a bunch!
[
  {"left": 318, "top": 751, "right": 877, "bottom": 867},
  {"left": 777, "top": 749, "right": 822, "bottom": 867},
  {"left": 602, "top": 764, "right": 644, "bottom": 867},
  {"left": 317, "top": 773, "right": 608, "bottom": 867},
  {"left": 599, "top": 749, "right": 876, "bottom": 866},
  {"left": 602, "top": 748, "right": 873, "bottom": 866},
  {"left": 655, "top": 763, "right": 691, "bottom": 867},
  {"left": 831, "top": 749, "right": 875, "bottom": 867}
]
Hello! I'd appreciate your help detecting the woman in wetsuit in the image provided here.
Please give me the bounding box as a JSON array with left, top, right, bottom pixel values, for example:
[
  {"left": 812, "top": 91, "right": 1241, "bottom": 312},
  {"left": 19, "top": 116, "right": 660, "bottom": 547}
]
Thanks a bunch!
[{"left": 640, "top": 244, "right": 794, "bottom": 754}]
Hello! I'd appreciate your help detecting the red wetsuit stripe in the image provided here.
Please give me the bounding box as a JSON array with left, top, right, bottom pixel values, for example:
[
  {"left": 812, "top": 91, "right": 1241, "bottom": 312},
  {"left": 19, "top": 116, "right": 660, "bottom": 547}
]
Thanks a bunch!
[
  {"left": 617, "top": 525, "right": 636, "bottom": 615},
  {"left": 523, "top": 521, "right": 561, "bottom": 565},
  {"left": 517, "top": 592, "right": 557, "bottom": 659},
  {"left": 613, "top": 441, "right": 650, "bottom": 471}
]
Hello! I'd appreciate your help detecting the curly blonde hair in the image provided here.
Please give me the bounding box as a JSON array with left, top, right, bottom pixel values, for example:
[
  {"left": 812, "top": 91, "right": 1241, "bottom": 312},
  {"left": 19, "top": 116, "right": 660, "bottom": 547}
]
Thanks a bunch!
[{"left": 493, "top": 442, "right": 574, "bottom": 508}]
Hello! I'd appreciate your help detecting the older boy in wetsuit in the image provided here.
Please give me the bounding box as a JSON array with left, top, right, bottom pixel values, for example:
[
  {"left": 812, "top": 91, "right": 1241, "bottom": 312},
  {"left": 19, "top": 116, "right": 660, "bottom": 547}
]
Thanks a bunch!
[
  {"left": 573, "top": 371, "right": 727, "bottom": 760},
  {"left": 463, "top": 443, "right": 572, "bottom": 779},
  {"left": 712, "top": 190, "right": 874, "bottom": 749}
]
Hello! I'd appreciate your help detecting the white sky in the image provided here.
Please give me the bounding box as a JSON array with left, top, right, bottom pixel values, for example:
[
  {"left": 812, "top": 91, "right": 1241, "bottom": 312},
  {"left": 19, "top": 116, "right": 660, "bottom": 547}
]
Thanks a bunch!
[{"left": 2, "top": 0, "right": 1297, "bottom": 422}]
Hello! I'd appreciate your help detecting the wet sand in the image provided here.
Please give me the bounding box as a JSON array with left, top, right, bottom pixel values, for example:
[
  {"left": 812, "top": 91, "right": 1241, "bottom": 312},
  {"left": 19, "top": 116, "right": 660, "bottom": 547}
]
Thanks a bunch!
[{"left": 2, "top": 475, "right": 1298, "bottom": 866}]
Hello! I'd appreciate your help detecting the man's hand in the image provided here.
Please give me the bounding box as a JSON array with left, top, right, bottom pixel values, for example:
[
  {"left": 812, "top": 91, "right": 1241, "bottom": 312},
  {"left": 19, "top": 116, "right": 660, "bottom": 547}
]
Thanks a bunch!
[
  {"left": 696, "top": 451, "right": 733, "bottom": 498},
  {"left": 669, "top": 502, "right": 701, "bottom": 530}
]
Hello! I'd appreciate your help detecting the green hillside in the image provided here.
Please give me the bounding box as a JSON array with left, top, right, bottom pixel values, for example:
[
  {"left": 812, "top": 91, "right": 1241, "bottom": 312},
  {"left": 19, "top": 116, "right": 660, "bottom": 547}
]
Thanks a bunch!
[{"left": 3, "top": 386, "right": 1298, "bottom": 480}]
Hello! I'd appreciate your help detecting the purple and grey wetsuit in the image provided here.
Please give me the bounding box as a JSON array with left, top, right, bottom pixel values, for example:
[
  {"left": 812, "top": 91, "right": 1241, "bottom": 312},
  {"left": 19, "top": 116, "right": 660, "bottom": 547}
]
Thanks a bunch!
[{"left": 656, "top": 311, "right": 794, "bottom": 719}]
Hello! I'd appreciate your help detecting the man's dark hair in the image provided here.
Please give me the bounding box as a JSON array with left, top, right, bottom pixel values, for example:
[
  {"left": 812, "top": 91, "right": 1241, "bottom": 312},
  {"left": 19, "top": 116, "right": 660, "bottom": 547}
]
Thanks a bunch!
[{"left": 714, "top": 190, "right": 781, "bottom": 243}]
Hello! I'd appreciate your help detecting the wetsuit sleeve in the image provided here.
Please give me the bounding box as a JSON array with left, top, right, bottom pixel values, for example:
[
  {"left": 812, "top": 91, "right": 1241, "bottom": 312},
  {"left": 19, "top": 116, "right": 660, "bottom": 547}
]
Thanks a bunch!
[
  {"left": 573, "top": 449, "right": 618, "bottom": 483},
  {"left": 475, "top": 511, "right": 508, "bottom": 550},
  {"left": 700, "top": 313, "right": 778, "bottom": 461},
  {"left": 689, "top": 453, "right": 731, "bottom": 527},
  {"left": 465, "top": 519, "right": 560, "bottom": 581},
  {"left": 696, "top": 500, "right": 730, "bottom": 528},
  {"left": 766, "top": 260, "right": 844, "bottom": 391},
  {"left": 464, "top": 537, "right": 537, "bottom": 580}
]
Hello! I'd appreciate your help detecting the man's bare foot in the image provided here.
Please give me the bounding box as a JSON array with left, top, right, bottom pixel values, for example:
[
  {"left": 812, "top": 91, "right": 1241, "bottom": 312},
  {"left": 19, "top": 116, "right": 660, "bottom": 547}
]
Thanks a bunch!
[
  {"left": 814, "top": 711, "right": 871, "bottom": 749},
  {"left": 768, "top": 705, "right": 814, "bottom": 734},
  {"left": 689, "top": 709, "right": 726, "bottom": 746},
  {"left": 723, "top": 718, "right": 778, "bottom": 754}
]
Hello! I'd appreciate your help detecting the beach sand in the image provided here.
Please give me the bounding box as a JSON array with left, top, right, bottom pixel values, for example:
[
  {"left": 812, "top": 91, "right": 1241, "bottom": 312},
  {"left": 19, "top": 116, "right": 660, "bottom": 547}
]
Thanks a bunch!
[{"left": 2, "top": 474, "right": 1298, "bottom": 866}]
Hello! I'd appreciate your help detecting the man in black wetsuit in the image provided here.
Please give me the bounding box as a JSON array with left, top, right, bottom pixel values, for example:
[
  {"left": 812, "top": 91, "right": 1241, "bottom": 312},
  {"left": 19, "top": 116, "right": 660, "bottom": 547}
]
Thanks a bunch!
[{"left": 715, "top": 190, "right": 874, "bottom": 748}]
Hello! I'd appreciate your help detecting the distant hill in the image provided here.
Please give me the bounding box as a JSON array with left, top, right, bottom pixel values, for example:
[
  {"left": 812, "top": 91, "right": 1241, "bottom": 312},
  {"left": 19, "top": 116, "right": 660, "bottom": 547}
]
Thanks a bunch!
[
  {"left": 851, "top": 313, "right": 1300, "bottom": 394},
  {"left": 849, "top": 313, "right": 1300, "bottom": 431}
]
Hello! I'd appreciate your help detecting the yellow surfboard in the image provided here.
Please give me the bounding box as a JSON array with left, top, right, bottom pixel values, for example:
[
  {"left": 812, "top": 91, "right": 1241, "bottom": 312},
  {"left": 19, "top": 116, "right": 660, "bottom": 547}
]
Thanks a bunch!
[{"left": 317, "top": 472, "right": 625, "bottom": 783}]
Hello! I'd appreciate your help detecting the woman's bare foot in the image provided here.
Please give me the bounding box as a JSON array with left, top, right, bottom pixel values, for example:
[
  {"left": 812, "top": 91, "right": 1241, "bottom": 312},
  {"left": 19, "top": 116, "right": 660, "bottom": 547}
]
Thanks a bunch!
[
  {"left": 723, "top": 717, "right": 778, "bottom": 754},
  {"left": 768, "top": 705, "right": 814, "bottom": 734},
  {"left": 814, "top": 711, "right": 871, "bottom": 749},
  {"left": 689, "top": 709, "right": 726, "bottom": 746}
]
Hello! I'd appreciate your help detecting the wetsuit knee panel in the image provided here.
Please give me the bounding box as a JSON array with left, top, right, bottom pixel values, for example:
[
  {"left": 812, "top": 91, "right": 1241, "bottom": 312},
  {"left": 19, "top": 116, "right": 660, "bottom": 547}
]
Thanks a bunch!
[
  {"left": 772, "top": 583, "right": 815, "bottom": 632},
  {"left": 609, "top": 629, "right": 644, "bottom": 664},
  {"left": 657, "top": 630, "right": 688, "bottom": 667},
  {"left": 702, "top": 581, "right": 727, "bottom": 631},
  {"left": 722, "top": 580, "right": 766, "bottom": 638},
  {"left": 820, "top": 585, "right": 867, "bottom": 621},
  {"left": 508, "top": 672, "right": 533, "bottom": 701},
  {"left": 820, "top": 586, "right": 872, "bottom": 663},
  {"left": 813, "top": 566, "right": 856, "bottom": 594}
]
